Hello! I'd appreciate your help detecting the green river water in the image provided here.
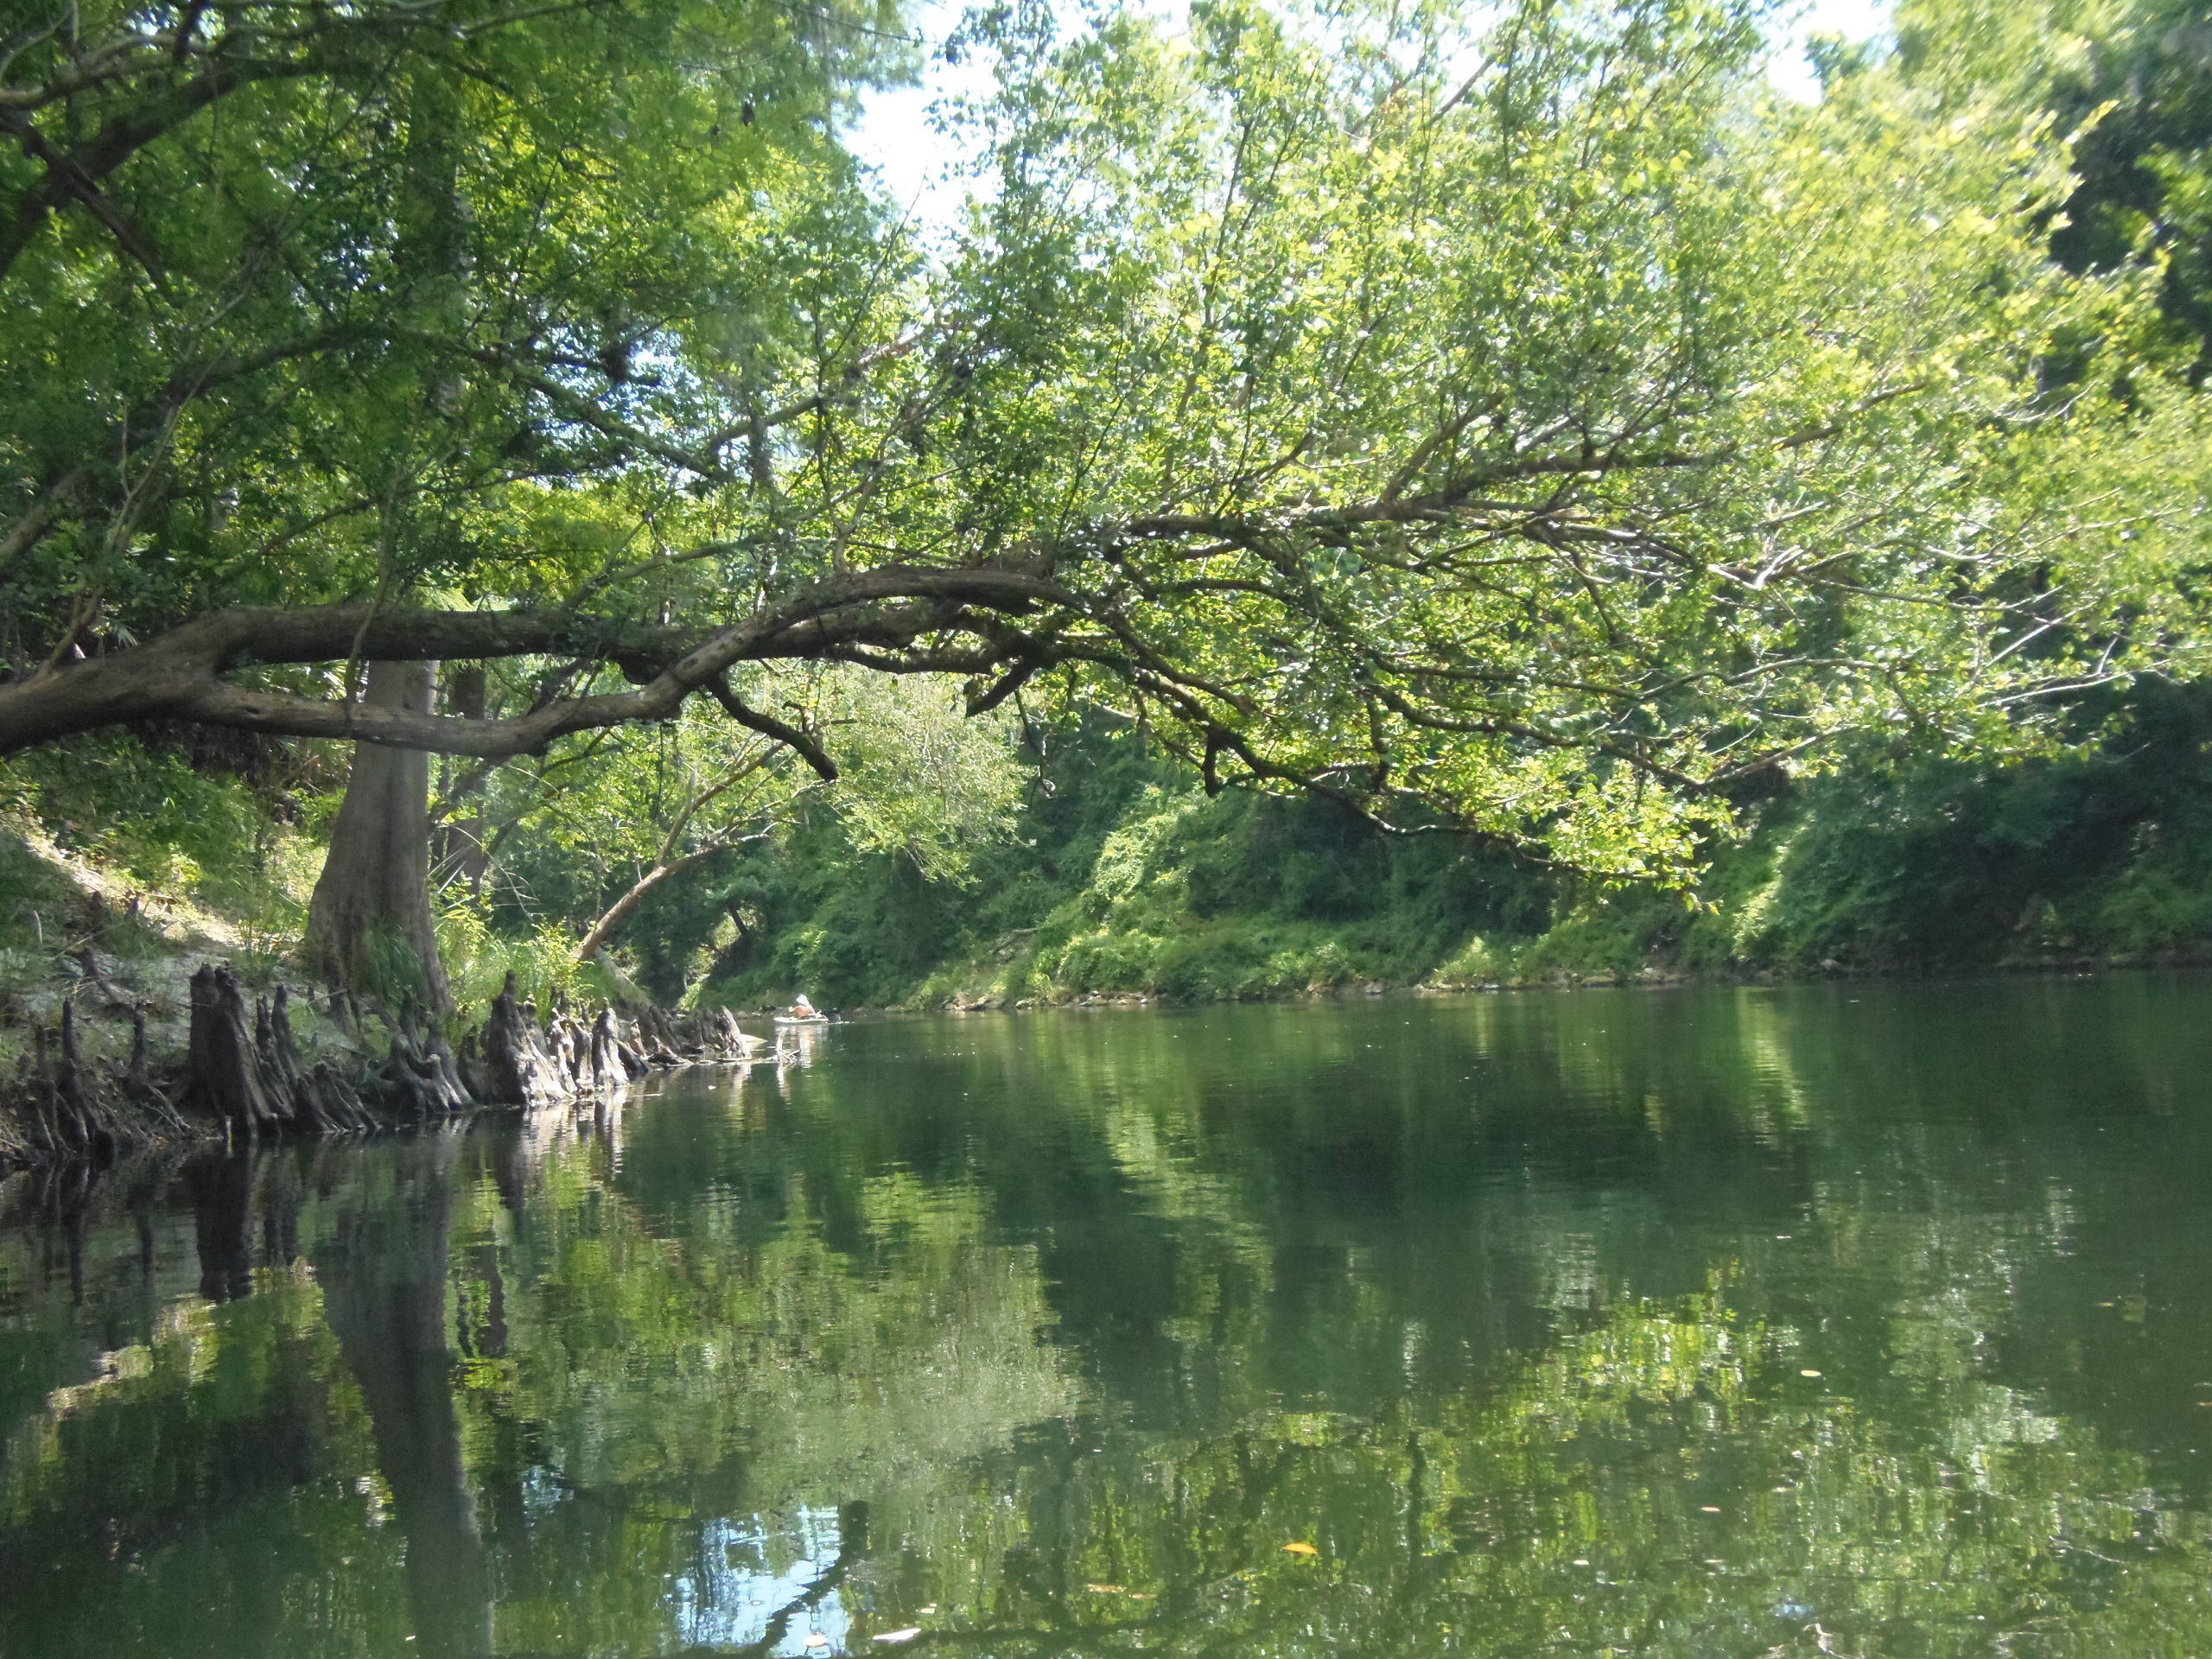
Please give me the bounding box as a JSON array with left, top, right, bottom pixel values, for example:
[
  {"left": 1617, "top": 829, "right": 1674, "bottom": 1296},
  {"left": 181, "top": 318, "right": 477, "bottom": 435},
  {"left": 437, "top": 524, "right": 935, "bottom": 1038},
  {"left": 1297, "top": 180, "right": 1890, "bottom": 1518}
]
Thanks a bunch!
[{"left": 5, "top": 977, "right": 2212, "bottom": 1659}]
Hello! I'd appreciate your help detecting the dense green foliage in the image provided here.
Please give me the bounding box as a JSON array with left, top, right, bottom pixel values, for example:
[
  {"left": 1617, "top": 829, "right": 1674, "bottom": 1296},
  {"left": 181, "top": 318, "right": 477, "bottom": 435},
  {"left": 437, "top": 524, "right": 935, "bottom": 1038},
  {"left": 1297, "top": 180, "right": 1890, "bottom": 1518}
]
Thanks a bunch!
[
  {"left": 0, "top": 0, "right": 907, "bottom": 655},
  {"left": 660, "top": 677, "right": 2212, "bottom": 1007},
  {"left": 1966, "top": 0, "right": 2212, "bottom": 379},
  {"left": 1, "top": 0, "right": 2209, "bottom": 1006}
]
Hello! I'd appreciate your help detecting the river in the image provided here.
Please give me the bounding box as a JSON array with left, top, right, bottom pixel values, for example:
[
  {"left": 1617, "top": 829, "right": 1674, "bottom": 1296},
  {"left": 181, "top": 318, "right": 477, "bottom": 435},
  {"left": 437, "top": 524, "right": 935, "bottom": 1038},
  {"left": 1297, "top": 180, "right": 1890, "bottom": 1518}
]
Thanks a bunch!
[{"left": 4, "top": 976, "right": 2212, "bottom": 1658}]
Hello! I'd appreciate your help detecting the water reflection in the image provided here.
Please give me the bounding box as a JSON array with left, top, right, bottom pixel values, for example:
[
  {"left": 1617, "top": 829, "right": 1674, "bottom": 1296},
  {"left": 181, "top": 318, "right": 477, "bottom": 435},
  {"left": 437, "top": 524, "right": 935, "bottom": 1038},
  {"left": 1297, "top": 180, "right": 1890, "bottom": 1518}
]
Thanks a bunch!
[
  {"left": 317, "top": 1133, "right": 491, "bottom": 1659},
  {"left": 1, "top": 978, "right": 2211, "bottom": 1657},
  {"left": 671, "top": 1505, "right": 866, "bottom": 1655}
]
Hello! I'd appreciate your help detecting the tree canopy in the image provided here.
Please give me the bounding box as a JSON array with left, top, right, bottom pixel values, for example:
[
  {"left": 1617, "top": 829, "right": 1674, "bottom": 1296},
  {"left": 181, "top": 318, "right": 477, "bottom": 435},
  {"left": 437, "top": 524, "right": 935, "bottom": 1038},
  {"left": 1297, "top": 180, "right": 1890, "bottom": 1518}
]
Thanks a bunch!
[{"left": 5, "top": 0, "right": 2202, "bottom": 899}]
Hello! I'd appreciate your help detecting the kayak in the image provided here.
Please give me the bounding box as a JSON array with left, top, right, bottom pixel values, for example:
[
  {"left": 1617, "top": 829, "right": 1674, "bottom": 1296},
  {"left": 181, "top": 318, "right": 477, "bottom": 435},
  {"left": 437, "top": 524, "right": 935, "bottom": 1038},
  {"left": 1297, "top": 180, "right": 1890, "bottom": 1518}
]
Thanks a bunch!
[{"left": 773, "top": 1014, "right": 830, "bottom": 1027}]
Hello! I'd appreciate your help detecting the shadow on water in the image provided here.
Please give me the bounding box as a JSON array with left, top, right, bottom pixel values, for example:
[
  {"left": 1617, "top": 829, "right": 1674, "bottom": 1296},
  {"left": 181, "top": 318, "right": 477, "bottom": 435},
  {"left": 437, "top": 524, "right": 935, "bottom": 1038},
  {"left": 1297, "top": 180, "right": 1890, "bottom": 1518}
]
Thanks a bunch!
[{"left": 1, "top": 976, "right": 2211, "bottom": 1656}]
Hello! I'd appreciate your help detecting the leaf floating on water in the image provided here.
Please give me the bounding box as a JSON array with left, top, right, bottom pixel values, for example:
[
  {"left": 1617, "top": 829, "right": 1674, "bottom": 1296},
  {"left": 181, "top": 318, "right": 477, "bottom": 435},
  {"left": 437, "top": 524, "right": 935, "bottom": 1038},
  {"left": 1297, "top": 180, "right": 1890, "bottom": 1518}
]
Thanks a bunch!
[
  {"left": 872, "top": 1631, "right": 923, "bottom": 1645},
  {"left": 1283, "top": 1541, "right": 1320, "bottom": 1556}
]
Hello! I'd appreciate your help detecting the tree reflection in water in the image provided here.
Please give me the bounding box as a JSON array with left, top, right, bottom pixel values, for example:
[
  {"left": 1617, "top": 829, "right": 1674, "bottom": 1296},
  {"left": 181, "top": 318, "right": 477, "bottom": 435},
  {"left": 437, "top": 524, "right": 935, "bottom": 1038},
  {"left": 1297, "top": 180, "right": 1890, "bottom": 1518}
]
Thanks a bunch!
[
  {"left": 316, "top": 1134, "right": 492, "bottom": 1659},
  {"left": 3, "top": 980, "right": 2212, "bottom": 1657}
]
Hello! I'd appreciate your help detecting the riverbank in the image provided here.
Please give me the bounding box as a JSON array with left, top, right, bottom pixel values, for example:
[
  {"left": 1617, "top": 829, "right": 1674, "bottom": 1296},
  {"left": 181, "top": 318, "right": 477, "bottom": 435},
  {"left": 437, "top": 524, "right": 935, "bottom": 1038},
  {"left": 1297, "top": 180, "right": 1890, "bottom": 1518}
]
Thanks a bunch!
[
  {"left": 0, "top": 957, "right": 765, "bottom": 1175},
  {"left": 912, "top": 948, "right": 2212, "bottom": 1015},
  {"left": 9, "top": 675, "right": 2211, "bottom": 1139},
  {"left": 0, "top": 799, "right": 773, "bottom": 1172},
  {"left": 0, "top": 828, "right": 770, "bottom": 1174},
  {"left": 6, "top": 897, "right": 2205, "bottom": 1177},
  {"left": 691, "top": 688, "right": 2212, "bottom": 1012}
]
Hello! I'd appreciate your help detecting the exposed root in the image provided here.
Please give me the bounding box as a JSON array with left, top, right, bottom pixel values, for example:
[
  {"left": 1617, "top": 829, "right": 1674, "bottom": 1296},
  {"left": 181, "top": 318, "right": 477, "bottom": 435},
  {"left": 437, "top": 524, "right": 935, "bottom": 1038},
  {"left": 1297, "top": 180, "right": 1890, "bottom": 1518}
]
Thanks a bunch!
[
  {"left": 3, "top": 958, "right": 772, "bottom": 1173},
  {"left": 0, "top": 995, "right": 191, "bottom": 1166}
]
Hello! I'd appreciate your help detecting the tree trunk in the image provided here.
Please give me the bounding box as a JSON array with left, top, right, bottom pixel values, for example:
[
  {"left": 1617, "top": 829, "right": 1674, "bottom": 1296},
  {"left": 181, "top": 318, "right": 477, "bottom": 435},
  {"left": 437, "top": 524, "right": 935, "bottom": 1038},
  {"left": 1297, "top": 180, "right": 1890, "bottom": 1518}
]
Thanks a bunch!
[
  {"left": 575, "top": 843, "right": 728, "bottom": 963},
  {"left": 308, "top": 660, "right": 450, "bottom": 1013}
]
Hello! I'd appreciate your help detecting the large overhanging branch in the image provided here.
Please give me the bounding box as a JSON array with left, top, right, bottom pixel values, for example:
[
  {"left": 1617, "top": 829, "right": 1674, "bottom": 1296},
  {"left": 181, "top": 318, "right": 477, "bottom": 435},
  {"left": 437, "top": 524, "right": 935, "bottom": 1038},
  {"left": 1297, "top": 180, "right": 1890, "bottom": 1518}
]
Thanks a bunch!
[
  {"left": 0, "top": 565, "right": 1081, "bottom": 757},
  {"left": 0, "top": 474, "right": 2122, "bottom": 859},
  {"left": 705, "top": 676, "right": 839, "bottom": 781}
]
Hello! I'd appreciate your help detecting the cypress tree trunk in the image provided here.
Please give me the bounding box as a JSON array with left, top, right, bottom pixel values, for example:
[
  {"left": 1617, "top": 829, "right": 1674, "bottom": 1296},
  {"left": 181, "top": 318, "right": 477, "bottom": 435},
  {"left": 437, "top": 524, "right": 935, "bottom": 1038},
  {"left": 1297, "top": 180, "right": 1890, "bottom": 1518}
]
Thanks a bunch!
[
  {"left": 308, "top": 660, "right": 450, "bottom": 1013},
  {"left": 301, "top": 57, "right": 468, "bottom": 1019}
]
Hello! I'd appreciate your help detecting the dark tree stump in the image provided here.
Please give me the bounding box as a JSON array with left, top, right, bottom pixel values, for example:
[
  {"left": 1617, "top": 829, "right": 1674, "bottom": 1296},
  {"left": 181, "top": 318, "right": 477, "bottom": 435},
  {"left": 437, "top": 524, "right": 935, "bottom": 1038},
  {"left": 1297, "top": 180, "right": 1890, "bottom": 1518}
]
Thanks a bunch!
[
  {"left": 181, "top": 963, "right": 291, "bottom": 1141},
  {"left": 473, "top": 974, "right": 571, "bottom": 1109},
  {"left": 300, "top": 1060, "right": 375, "bottom": 1133},
  {"left": 263, "top": 988, "right": 375, "bottom": 1133},
  {"left": 588, "top": 1007, "right": 633, "bottom": 1092},
  {"left": 373, "top": 1019, "right": 474, "bottom": 1121},
  {"left": 547, "top": 1014, "right": 590, "bottom": 1095},
  {"left": 632, "top": 1004, "right": 686, "bottom": 1066},
  {"left": 712, "top": 1007, "right": 764, "bottom": 1060},
  {"left": 125, "top": 1007, "right": 156, "bottom": 1101}
]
